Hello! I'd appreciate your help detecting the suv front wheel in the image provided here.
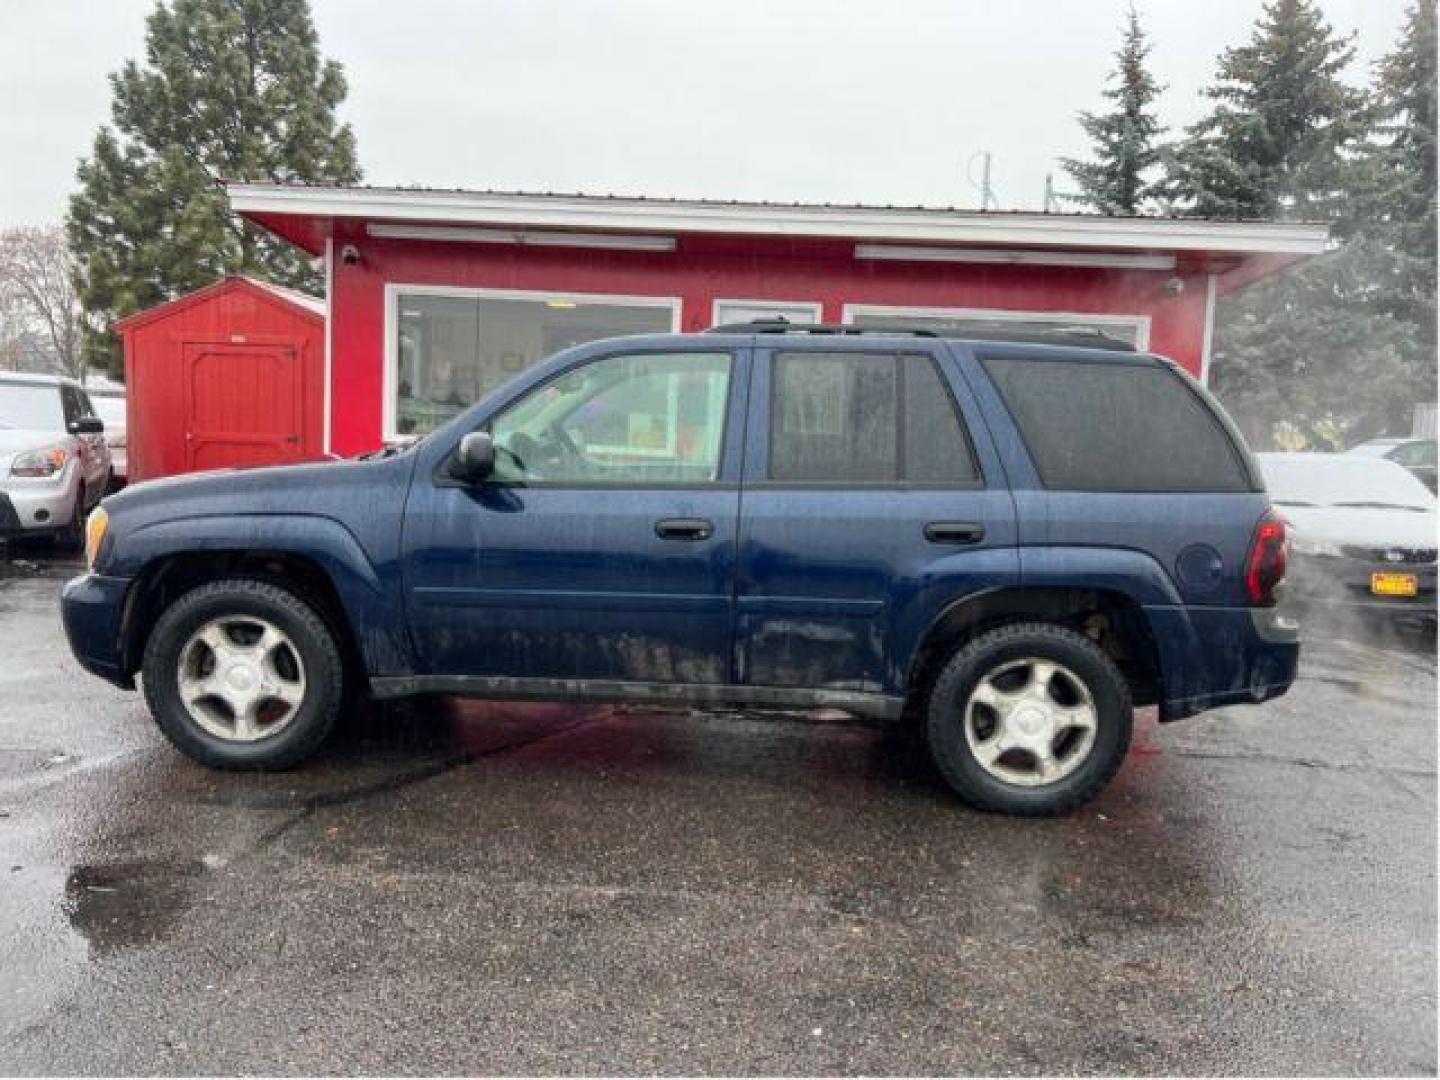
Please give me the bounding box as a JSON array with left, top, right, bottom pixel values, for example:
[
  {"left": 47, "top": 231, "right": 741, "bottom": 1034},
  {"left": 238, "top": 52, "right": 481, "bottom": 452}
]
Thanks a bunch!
[
  {"left": 141, "top": 578, "right": 344, "bottom": 769},
  {"left": 925, "top": 622, "right": 1133, "bottom": 816}
]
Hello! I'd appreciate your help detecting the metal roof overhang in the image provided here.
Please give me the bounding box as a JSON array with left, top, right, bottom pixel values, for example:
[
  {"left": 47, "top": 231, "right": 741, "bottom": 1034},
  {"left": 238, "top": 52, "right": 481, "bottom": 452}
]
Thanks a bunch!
[{"left": 229, "top": 182, "right": 1330, "bottom": 288}]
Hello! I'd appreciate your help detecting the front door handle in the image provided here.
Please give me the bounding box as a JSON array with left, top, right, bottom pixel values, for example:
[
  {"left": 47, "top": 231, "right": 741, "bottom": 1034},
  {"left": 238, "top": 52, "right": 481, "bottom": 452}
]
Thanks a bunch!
[
  {"left": 655, "top": 517, "right": 714, "bottom": 542},
  {"left": 925, "top": 521, "right": 985, "bottom": 545}
]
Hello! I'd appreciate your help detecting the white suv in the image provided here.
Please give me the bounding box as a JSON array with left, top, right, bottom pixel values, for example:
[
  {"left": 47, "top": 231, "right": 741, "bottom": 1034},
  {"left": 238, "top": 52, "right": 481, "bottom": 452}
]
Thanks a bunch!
[{"left": 0, "top": 373, "right": 113, "bottom": 548}]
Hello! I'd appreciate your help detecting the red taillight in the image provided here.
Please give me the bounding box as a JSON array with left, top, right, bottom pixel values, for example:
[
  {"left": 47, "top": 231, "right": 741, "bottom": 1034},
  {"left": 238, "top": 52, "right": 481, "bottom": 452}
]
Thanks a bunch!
[{"left": 1245, "top": 510, "right": 1288, "bottom": 606}]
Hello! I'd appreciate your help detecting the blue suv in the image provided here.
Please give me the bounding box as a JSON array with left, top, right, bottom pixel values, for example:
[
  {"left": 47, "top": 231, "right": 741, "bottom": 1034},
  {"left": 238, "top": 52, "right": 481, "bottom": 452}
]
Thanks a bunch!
[{"left": 62, "top": 324, "right": 1297, "bottom": 815}]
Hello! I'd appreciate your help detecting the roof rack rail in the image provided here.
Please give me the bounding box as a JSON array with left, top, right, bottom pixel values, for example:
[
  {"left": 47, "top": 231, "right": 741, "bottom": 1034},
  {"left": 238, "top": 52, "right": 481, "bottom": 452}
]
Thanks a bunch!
[
  {"left": 940, "top": 322, "right": 1138, "bottom": 351},
  {"left": 705, "top": 319, "right": 937, "bottom": 337},
  {"left": 703, "top": 318, "right": 1136, "bottom": 351}
]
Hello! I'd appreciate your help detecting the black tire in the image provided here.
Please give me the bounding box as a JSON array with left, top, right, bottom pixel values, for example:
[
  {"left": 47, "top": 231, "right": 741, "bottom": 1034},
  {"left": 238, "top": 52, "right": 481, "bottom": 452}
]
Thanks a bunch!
[
  {"left": 141, "top": 578, "right": 344, "bottom": 770},
  {"left": 55, "top": 485, "right": 87, "bottom": 552},
  {"left": 924, "top": 622, "right": 1132, "bottom": 816}
]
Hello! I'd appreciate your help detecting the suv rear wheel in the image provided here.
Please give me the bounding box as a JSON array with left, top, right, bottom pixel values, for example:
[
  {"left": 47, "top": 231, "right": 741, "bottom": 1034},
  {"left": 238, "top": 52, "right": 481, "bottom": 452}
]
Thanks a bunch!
[
  {"left": 925, "top": 622, "right": 1132, "bottom": 815},
  {"left": 141, "top": 578, "right": 344, "bottom": 769}
]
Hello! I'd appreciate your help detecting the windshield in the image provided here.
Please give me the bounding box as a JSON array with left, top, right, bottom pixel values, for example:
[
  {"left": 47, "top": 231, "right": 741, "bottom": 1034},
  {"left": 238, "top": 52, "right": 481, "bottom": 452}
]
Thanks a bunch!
[
  {"left": 1258, "top": 453, "right": 1436, "bottom": 511},
  {"left": 1347, "top": 441, "right": 1398, "bottom": 458},
  {"left": 90, "top": 396, "right": 125, "bottom": 425},
  {"left": 0, "top": 384, "right": 63, "bottom": 430}
]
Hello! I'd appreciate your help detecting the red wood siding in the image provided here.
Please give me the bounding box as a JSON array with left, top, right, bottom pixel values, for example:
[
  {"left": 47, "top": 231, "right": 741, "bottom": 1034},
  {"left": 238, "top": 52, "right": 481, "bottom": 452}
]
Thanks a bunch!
[
  {"left": 120, "top": 278, "right": 325, "bottom": 481},
  {"left": 328, "top": 232, "right": 1208, "bottom": 456}
]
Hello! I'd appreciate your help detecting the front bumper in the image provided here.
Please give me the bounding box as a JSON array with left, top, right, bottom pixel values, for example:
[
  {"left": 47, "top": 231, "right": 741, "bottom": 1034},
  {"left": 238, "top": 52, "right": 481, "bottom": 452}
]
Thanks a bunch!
[
  {"left": 61, "top": 572, "right": 135, "bottom": 688},
  {"left": 0, "top": 470, "right": 80, "bottom": 537},
  {"left": 1148, "top": 605, "right": 1301, "bottom": 722}
]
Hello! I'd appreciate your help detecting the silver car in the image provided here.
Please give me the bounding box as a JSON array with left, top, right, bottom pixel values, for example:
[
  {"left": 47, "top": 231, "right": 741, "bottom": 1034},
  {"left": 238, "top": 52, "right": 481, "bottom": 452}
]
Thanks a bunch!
[{"left": 0, "top": 373, "right": 113, "bottom": 548}]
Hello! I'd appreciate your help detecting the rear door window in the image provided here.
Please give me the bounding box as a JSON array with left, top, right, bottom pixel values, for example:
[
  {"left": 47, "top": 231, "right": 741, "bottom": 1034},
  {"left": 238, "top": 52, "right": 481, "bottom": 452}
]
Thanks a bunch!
[
  {"left": 769, "top": 351, "right": 979, "bottom": 483},
  {"left": 904, "top": 356, "right": 979, "bottom": 483},
  {"left": 981, "top": 356, "right": 1251, "bottom": 492}
]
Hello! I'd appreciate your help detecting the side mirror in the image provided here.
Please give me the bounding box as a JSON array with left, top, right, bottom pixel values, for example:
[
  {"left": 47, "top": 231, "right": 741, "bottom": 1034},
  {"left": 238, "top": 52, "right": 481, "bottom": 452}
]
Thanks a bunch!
[
  {"left": 70, "top": 417, "right": 104, "bottom": 435},
  {"left": 451, "top": 431, "right": 495, "bottom": 481}
]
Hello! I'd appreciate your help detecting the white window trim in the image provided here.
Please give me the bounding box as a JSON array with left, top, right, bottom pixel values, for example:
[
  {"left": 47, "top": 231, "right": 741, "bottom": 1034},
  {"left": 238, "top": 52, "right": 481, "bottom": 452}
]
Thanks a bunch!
[
  {"left": 1199, "top": 273, "right": 1218, "bottom": 386},
  {"left": 842, "top": 303, "right": 1151, "bottom": 351},
  {"left": 711, "top": 298, "right": 823, "bottom": 328},
  {"left": 382, "top": 283, "right": 681, "bottom": 443}
]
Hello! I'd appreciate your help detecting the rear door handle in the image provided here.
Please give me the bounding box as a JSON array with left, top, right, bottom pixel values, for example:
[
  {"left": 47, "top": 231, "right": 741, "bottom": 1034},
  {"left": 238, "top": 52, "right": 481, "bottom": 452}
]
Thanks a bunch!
[
  {"left": 655, "top": 517, "right": 714, "bottom": 541},
  {"left": 925, "top": 521, "right": 985, "bottom": 545}
]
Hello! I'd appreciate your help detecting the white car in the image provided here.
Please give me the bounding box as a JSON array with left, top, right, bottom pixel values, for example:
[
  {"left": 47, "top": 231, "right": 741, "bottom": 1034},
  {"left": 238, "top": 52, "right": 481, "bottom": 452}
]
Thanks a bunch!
[
  {"left": 0, "top": 373, "right": 113, "bottom": 548},
  {"left": 1257, "top": 452, "right": 1437, "bottom": 625},
  {"left": 1346, "top": 436, "right": 1437, "bottom": 492},
  {"left": 89, "top": 391, "right": 127, "bottom": 484}
]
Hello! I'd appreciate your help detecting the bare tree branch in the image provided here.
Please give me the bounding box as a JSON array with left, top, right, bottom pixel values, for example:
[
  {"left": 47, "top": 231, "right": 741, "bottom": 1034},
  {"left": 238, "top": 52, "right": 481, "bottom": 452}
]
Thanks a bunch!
[{"left": 0, "top": 226, "right": 88, "bottom": 382}]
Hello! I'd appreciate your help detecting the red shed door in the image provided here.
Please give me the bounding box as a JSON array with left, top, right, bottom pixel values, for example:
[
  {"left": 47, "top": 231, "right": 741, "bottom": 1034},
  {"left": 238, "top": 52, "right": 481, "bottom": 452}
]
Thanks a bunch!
[{"left": 183, "top": 341, "right": 303, "bottom": 472}]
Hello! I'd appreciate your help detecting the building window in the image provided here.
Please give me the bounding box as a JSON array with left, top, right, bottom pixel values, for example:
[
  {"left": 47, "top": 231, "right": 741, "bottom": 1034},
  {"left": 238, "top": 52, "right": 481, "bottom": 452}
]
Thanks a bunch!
[
  {"left": 388, "top": 288, "right": 678, "bottom": 438},
  {"left": 843, "top": 304, "right": 1149, "bottom": 348},
  {"left": 712, "top": 299, "right": 822, "bottom": 328}
]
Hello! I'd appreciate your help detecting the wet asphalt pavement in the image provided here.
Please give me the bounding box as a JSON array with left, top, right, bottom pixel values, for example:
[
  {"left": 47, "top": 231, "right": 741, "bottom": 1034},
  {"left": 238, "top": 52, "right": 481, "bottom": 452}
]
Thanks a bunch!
[{"left": 0, "top": 553, "right": 1434, "bottom": 1075}]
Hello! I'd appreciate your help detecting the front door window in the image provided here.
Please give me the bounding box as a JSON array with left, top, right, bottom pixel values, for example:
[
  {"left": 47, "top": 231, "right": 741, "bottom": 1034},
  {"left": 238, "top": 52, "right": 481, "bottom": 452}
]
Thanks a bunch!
[{"left": 489, "top": 351, "right": 733, "bottom": 484}]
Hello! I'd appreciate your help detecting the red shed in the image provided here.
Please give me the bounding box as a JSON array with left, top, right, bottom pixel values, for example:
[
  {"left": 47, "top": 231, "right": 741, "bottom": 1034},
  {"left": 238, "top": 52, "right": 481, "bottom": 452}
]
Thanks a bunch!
[{"left": 116, "top": 276, "right": 326, "bottom": 482}]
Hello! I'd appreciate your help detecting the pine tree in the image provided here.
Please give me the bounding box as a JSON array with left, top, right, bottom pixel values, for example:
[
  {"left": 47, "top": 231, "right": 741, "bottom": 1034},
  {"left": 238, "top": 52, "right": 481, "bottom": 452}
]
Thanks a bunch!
[
  {"left": 1061, "top": 6, "right": 1165, "bottom": 215},
  {"left": 1349, "top": 0, "right": 1438, "bottom": 435},
  {"left": 67, "top": 0, "right": 361, "bottom": 377},
  {"left": 1209, "top": 241, "right": 1423, "bottom": 446},
  {"left": 1358, "top": 0, "right": 1436, "bottom": 323},
  {"left": 1166, "top": 0, "right": 1368, "bottom": 221},
  {"left": 1169, "top": 0, "right": 1435, "bottom": 447}
]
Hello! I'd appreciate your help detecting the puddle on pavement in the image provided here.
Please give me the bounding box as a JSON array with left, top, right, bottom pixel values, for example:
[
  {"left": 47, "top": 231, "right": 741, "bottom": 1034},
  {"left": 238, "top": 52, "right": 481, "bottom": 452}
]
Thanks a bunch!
[
  {"left": 63, "top": 858, "right": 206, "bottom": 955},
  {"left": 0, "top": 547, "right": 81, "bottom": 580}
]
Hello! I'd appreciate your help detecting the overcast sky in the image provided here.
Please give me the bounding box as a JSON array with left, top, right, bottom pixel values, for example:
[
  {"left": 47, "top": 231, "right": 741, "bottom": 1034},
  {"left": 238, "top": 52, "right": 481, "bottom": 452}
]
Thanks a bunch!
[{"left": 0, "top": 0, "right": 1412, "bottom": 226}]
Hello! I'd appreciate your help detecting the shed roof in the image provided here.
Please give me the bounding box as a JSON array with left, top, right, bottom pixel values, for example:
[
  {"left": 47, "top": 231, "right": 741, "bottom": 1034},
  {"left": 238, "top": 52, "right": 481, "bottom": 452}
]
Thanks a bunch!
[{"left": 113, "top": 275, "right": 325, "bottom": 333}]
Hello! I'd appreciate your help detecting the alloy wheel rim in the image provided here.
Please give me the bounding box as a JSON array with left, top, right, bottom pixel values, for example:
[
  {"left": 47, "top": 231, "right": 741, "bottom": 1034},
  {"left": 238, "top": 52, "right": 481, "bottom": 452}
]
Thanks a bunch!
[
  {"left": 176, "top": 616, "right": 306, "bottom": 742},
  {"left": 963, "top": 656, "right": 1098, "bottom": 787}
]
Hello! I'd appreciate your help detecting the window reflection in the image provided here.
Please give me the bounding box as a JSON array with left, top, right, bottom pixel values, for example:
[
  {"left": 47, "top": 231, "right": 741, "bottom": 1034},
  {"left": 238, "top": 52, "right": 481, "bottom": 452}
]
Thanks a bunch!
[{"left": 394, "top": 293, "right": 675, "bottom": 436}]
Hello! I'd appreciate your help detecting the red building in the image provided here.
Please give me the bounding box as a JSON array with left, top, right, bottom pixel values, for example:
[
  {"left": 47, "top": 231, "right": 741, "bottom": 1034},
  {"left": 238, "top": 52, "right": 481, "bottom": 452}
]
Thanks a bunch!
[{"left": 229, "top": 183, "right": 1327, "bottom": 458}]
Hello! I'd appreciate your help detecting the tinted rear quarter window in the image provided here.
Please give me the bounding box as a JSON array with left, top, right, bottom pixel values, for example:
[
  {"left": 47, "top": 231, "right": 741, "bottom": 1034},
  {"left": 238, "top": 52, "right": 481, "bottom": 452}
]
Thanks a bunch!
[{"left": 982, "top": 355, "right": 1251, "bottom": 492}]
